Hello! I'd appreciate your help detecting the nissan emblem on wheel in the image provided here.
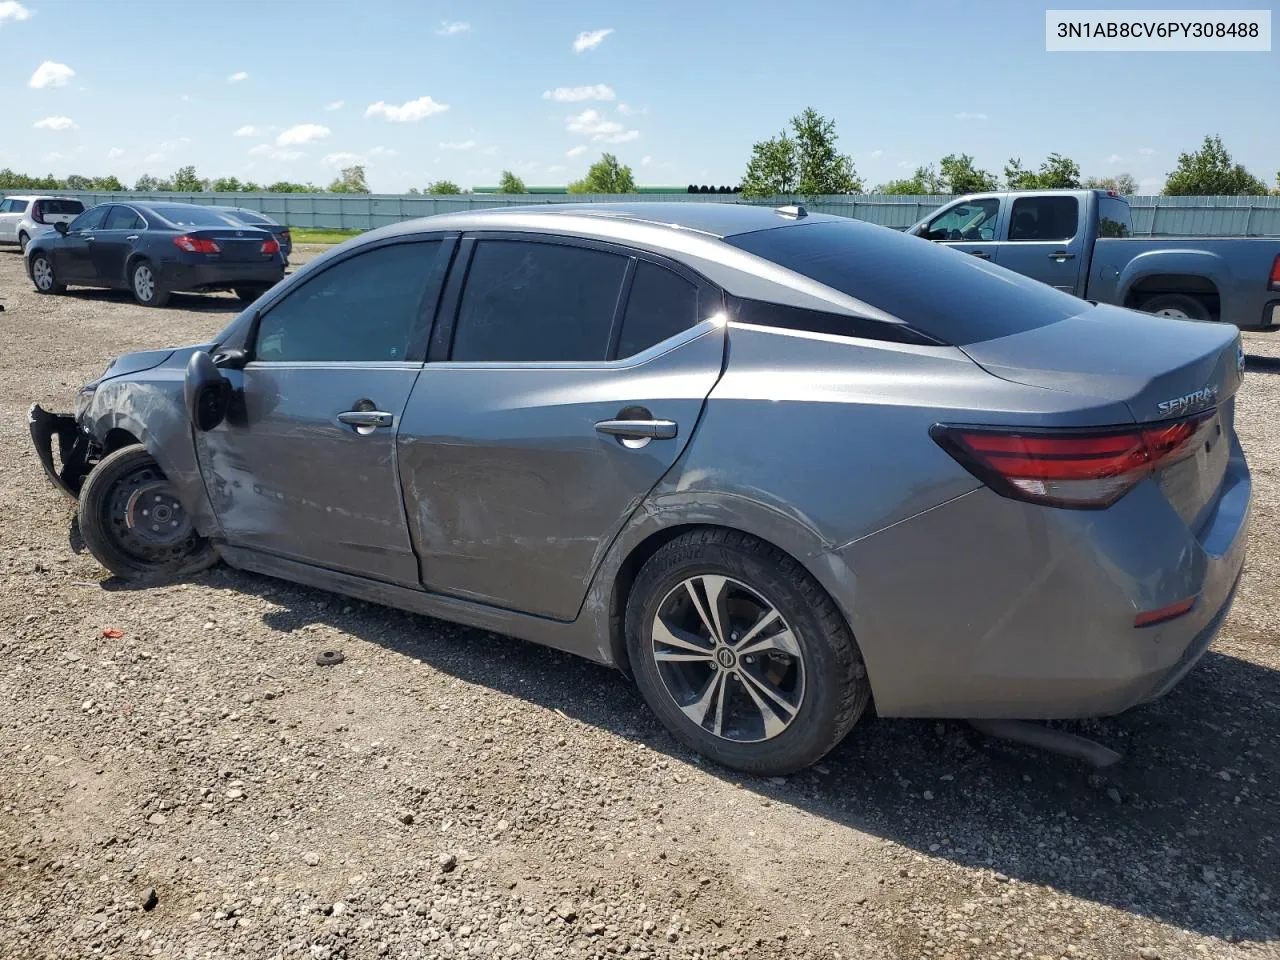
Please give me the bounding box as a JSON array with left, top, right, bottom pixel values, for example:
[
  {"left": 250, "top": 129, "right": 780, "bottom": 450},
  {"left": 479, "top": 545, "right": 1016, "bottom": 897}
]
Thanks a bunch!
[{"left": 27, "top": 203, "right": 1251, "bottom": 775}]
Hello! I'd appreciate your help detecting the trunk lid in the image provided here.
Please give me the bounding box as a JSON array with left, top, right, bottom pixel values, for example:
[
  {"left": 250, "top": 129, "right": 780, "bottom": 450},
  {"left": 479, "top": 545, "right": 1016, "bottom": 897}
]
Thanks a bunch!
[
  {"left": 190, "top": 226, "right": 275, "bottom": 262},
  {"left": 960, "top": 303, "right": 1244, "bottom": 527}
]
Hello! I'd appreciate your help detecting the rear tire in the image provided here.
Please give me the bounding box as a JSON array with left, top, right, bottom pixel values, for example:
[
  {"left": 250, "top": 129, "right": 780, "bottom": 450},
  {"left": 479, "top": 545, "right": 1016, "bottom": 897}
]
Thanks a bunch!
[
  {"left": 625, "top": 529, "right": 870, "bottom": 775},
  {"left": 235, "top": 285, "right": 269, "bottom": 304},
  {"left": 30, "top": 253, "right": 65, "bottom": 294},
  {"left": 18, "top": 231, "right": 30, "bottom": 253},
  {"left": 1138, "top": 293, "right": 1211, "bottom": 322},
  {"left": 78, "top": 444, "right": 217, "bottom": 582},
  {"left": 130, "top": 259, "right": 170, "bottom": 307}
]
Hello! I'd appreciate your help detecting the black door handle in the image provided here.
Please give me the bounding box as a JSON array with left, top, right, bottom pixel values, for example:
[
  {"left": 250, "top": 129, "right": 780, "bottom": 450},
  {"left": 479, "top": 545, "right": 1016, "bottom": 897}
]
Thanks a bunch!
[
  {"left": 1049, "top": 251, "right": 1076, "bottom": 261},
  {"left": 969, "top": 250, "right": 991, "bottom": 260}
]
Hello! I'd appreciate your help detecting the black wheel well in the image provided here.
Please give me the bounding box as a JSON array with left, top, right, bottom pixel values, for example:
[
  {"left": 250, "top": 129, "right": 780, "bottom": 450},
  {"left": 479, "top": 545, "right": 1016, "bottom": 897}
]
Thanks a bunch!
[
  {"left": 607, "top": 523, "right": 820, "bottom": 676},
  {"left": 102, "top": 428, "right": 141, "bottom": 455},
  {"left": 1124, "top": 274, "right": 1220, "bottom": 315}
]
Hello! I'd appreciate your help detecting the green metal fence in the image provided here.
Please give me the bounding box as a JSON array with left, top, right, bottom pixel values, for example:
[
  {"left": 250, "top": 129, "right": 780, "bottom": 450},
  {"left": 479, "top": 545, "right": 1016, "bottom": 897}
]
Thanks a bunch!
[{"left": 48, "top": 191, "right": 1280, "bottom": 237}]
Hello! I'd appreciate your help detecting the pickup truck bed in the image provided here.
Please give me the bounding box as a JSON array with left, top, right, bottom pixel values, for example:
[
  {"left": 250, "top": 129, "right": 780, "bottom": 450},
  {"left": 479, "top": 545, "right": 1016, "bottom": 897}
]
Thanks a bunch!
[{"left": 909, "top": 189, "right": 1280, "bottom": 329}]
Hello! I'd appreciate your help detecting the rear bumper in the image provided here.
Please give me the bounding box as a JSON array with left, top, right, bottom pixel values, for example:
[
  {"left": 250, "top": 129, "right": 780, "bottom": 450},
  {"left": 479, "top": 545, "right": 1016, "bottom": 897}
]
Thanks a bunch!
[
  {"left": 157, "top": 259, "right": 284, "bottom": 292},
  {"left": 28, "top": 404, "right": 91, "bottom": 499},
  {"left": 839, "top": 444, "right": 1251, "bottom": 719}
]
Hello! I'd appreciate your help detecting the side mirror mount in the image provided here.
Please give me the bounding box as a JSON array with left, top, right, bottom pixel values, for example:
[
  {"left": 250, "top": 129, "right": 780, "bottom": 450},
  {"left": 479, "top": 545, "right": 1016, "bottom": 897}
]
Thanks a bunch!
[
  {"left": 184, "top": 350, "right": 231, "bottom": 432},
  {"left": 212, "top": 347, "right": 249, "bottom": 370},
  {"left": 55, "top": 221, "right": 68, "bottom": 235}
]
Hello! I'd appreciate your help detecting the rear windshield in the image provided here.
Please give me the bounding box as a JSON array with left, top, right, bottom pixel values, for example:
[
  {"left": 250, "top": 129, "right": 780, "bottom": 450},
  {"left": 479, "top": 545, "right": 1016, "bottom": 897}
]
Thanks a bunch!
[
  {"left": 725, "top": 219, "right": 1087, "bottom": 345},
  {"left": 149, "top": 205, "right": 241, "bottom": 227},
  {"left": 35, "top": 198, "right": 84, "bottom": 215},
  {"left": 228, "top": 209, "right": 275, "bottom": 225}
]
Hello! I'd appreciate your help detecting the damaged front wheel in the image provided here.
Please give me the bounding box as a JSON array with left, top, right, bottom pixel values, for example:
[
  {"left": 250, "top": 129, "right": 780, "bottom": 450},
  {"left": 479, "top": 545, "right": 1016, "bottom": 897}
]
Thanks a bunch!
[{"left": 78, "top": 444, "right": 218, "bottom": 582}]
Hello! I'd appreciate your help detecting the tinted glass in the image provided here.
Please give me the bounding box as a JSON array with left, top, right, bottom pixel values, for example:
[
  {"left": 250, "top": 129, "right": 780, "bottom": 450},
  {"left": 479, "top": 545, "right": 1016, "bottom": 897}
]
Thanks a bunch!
[
  {"left": 924, "top": 198, "right": 999, "bottom": 242},
  {"left": 1007, "top": 196, "right": 1079, "bottom": 241},
  {"left": 617, "top": 261, "right": 700, "bottom": 358},
  {"left": 1098, "top": 196, "right": 1132, "bottom": 238},
  {"left": 149, "top": 205, "right": 240, "bottom": 227},
  {"left": 725, "top": 220, "right": 1086, "bottom": 345},
  {"left": 230, "top": 209, "right": 274, "bottom": 225},
  {"left": 3, "top": 199, "right": 28, "bottom": 213},
  {"left": 69, "top": 206, "right": 108, "bottom": 231},
  {"left": 451, "top": 240, "right": 628, "bottom": 362},
  {"left": 105, "top": 206, "right": 144, "bottom": 230},
  {"left": 38, "top": 199, "right": 84, "bottom": 215},
  {"left": 254, "top": 241, "right": 443, "bottom": 363}
]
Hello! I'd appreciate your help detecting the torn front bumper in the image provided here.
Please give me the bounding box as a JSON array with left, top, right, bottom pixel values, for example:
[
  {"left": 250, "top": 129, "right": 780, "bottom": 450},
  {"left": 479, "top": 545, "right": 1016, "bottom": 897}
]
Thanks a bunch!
[{"left": 28, "top": 403, "right": 93, "bottom": 499}]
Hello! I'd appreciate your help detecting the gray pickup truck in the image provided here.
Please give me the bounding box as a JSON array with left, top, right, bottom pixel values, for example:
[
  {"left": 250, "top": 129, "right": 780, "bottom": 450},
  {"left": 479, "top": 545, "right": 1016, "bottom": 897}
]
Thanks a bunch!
[{"left": 908, "top": 189, "right": 1280, "bottom": 329}]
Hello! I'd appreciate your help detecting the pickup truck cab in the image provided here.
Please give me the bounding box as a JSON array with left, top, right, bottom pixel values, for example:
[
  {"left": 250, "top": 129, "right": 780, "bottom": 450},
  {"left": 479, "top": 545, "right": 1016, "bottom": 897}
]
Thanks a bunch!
[{"left": 909, "top": 189, "right": 1280, "bottom": 329}]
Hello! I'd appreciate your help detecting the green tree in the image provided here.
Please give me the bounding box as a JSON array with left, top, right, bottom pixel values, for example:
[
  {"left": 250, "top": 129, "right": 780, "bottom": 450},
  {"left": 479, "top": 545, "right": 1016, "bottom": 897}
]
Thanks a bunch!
[
  {"left": 740, "top": 130, "right": 798, "bottom": 198},
  {"left": 567, "top": 153, "right": 637, "bottom": 194},
  {"left": 876, "top": 165, "right": 944, "bottom": 195},
  {"left": 1163, "top": 135, "right": 1268, "bottom": 196},
  {"left": 0, "top": 169, "right": 61, "bottom": 189},
  {"left": 169, "top": 165, "right": 203, "bottom": 191},
  {"left": 212, "top": 176, "right": 244, "bottom": 192},
  {"left": 426, "top": 179, "right": 462, "bottom": 195},
  {"left": 64, "top": 174, "right": 92, "bottom": 190},
  {"left": 1083, "top": 173, "right": 1138, "bottom": 195},
  {"left": 264, "top": 180, "right": 314, "bottom": 193},
  {"left": 939, "top": 153, "right": 998, "bottom": 194},
  {"left": 90, "top": 175, "right": 125, "bottom": 191},
  {"left": 741, "top": 108, "right": 860, "bottom": 199},
  {"left": 134, "top": 174, "right": 160, "bottom": 191},
  {"left": 497, "top": 170, "right": 527, "bottom": 194},
  {"left": 1005, "top": 153, "right": 1081, "bottom": 190},
  {"left": 328, "top": 164, "right": 370, "bottom": 193}
]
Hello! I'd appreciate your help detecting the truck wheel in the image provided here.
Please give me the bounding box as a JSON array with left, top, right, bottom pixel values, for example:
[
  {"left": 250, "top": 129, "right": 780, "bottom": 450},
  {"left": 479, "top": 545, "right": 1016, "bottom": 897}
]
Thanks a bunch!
[
  {"left": 626, "top": 529, "right": 871, "bottom": 775},
  {"left": 1138, "top": 293, "right": 1211, "bottom": 322},
  {"left": 78, "top": 444, "right": 217, "bottom": 582}
]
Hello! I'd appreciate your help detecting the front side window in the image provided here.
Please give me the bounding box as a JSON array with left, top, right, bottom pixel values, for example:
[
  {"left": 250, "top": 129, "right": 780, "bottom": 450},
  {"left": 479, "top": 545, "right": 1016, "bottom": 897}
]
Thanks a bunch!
[
  {"left": 1008, "top": 196, "right": 1080, "bottom": 242},
  {"left": 616, "top": 261, "right": 701, "bottom": 358},
  {"left": 68, "top": 206, "right": 108, "bottom": 232},
  {"left": 924, "top": 198, "right": 1000, "bottom": 242},
  {"left": 450, "top": 239, "right": 628, "bottom": 362},
  {"left": 254, "top": 241, "right": 444, "bottom": 363}
]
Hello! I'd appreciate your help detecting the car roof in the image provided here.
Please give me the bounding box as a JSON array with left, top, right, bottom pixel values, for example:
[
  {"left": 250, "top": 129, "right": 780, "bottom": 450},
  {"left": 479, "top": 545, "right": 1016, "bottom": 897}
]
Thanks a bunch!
[{"left": 2, "top": 194, "right": 79, "bottom": 201}]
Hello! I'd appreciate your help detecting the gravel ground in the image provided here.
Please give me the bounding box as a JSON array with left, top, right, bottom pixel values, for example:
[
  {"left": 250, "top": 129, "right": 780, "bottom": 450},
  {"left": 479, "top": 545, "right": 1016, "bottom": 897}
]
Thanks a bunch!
[{"left": 1, "top": 246, "right": 1277, "bottom": 960}]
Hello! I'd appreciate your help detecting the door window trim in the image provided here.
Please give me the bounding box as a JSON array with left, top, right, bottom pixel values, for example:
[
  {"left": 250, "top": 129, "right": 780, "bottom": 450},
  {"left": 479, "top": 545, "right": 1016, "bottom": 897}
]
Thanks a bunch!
[
  {"left": 923, "top": 195, "right": 1005, "bottom": 244},
  {"left": 239, "top": 233, "right": 459, "bottom": 367},
  {"left": 429, "top": 230, "right": 723, "bottom": 367}
]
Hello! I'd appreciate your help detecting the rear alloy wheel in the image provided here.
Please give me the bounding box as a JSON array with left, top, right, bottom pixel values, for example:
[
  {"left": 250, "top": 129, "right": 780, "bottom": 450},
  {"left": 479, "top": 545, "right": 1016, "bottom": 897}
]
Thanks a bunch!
[
  {"left": 30, "top": 253, "right": 66, "bottom": 294},
  {"left": 78, "top": 444, "right": 217, "bottom": 582},
  {"left": 626, "top": 529, "right": 870, "bottom": 775},
  {"left": 130, "top": 260, "right": 170, "bottom": 307},
  {"left": 1139, "top": 293, "right": 1211, "bottom": 322}
]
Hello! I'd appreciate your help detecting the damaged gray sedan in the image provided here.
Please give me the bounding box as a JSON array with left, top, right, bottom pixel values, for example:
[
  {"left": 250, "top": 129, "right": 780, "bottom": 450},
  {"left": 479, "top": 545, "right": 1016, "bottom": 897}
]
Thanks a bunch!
[{"left": 30, "top": 203, "right": 1251, "bottom": 774}]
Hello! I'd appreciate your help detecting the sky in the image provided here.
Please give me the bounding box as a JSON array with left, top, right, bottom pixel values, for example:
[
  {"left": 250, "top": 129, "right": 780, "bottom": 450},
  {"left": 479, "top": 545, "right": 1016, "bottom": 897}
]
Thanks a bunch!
[{"left": 1, "top": 0, "right": 1277, "bottom": 193}]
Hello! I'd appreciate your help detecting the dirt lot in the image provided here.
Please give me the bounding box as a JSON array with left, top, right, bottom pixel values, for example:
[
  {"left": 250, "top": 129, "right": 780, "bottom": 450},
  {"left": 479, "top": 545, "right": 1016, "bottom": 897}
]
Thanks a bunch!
[{"left": 1, "top": 245, "right": 1278, "bottom": 960}]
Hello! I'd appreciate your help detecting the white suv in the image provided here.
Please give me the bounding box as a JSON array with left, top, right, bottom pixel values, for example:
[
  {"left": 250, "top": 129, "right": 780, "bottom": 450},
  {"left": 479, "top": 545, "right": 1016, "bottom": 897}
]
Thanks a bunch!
[{"left": 0, "top": 195, "right": 87, "bottom": 252}]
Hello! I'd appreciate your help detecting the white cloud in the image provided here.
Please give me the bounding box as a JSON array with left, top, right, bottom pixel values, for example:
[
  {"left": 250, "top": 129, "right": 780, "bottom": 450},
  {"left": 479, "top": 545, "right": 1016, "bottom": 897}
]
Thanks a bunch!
[
  {"left": 566, "top": 144, "right": 588, "bottom": 157},
  {"left": 33, "top": 115, "right": 76, "bottom": 130},
  {"left": 365, "top": 95, "right": 449, "bottom": 122},
  {"left": 234, "top": 125, "right": 260, "bottom": 137},
  {"left": 954, "top": 112, "right": 989, "bottom": 121},
  {"left": 324, "top": 100, "right": 344, "bottom": 111},
  {"left": 323, "top": 151, "right": 364, "bottom": 167},
  {"left": 159, "top": 137, "right": 191, "bottom": 151},
  {"left": 896, "top": 160, "right": 915, "bottom": 170},
  {"left": 870, "top": 149, "right": 884, "bottom": 159},
  {"left": 616, "top": 102, "right": 634, "bottom": 116},
  {"left": 1106, "top": 153, "right": 1124, "bottom": 164},
  {"left": 641, "top": 155, "right": 652, "bottom": 166},
  {"left": 1139, "top": 147, "right": 1156, "bottom": 157},
  {"left": 107, "top": 147, "right": 124, "bottom": 159},
  {"left": 565, "top": 108, "right": 637, "bottom": 142},
  {"left": 277, "top": 123, "right": 331, "bottom": 145},
  {"left": 228, "top": 71, "right": 248, "bottom": 83},
  {"left": 436, "top": 20, "right": 469, "bottom": 35},
  {"left": 543, "top": 84, "right": 615, "bottom": 102},
  {"left": 440, "top": 139, "right": 476, "bottom": 150},
  {"left": 573, "top": 28, "right": 613, "bottom": 52},
  {"left": 0, "top": 1, "right": 32, "bottom": 24},
  {"left": 29, "top": 61, "right": 74, "bottom": 88},
  {"left": 144, "top": 152, "right": 165, "bottom": 164}
]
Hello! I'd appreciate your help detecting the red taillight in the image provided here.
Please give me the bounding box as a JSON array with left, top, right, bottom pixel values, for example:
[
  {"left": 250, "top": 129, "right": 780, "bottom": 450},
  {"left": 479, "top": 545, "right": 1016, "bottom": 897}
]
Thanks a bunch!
[
  {"left": 261, "top": 238, "right": 280, "bottom": 255},
  {"left": 1269, "top": 254, "right": 1280, "bottom": 291},
  {"left": 1134, "top": 596, "right": 1196, "bottom": 628},
  {"left": 174, "top": 235, "right": 220, "bottom": 254},
  {"left": 931, "top": 412, "right": 1213, "bottom": 508},
  {"left": 31, "top": 202, "right": 45, "bottom": 224}
]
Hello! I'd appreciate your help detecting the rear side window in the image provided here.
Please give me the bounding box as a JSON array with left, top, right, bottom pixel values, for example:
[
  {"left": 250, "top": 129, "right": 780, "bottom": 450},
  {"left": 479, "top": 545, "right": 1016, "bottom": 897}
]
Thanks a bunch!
[
  {"left": 3, "top": 199, "right": 31, "bottom": 214},
  {"left": 105, "top": 206, "right": 144, "bottom": 230},
  {"left": 616, "top": 261, "right": 701, "bottom": 358},
  {"left": 725, "top": 219, "right": 1086, "bottom": 345},
  {"left": 1098, "top": 196, "right": 1132, "bottom": 238},
  {"left": 35, "top": 198, "right": 84, "bottom": 216},
  {"left": 254, "top": 241, "right": 444, "bottom": 363},
  {"left": 1007, "top": 196, "right": 1079, "bottom": 241},
  {"left": 451, "top": 240, "right": 628, "bottom": 362}
]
